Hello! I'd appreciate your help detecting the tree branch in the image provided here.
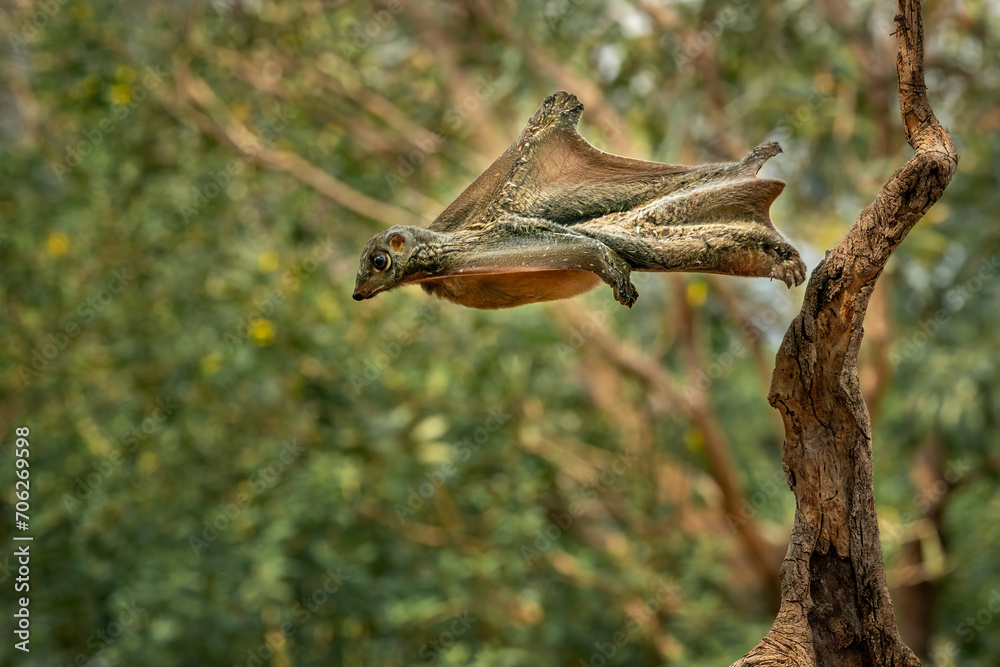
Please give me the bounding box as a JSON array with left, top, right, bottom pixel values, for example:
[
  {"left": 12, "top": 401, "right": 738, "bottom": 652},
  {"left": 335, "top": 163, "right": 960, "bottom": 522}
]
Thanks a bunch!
[
  {"left": 553, "top": 300, "right": 783, "bottom": 605},
  {"left": 733, "top": 0, "right": 957, "bottom": 664},
  {"left": 161, "top": 60, "right": 417, "bottom": 229}
]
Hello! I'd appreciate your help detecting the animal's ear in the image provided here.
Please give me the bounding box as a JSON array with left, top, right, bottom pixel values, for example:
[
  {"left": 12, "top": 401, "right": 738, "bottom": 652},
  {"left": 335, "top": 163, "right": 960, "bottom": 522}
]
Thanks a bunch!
[{"left": 388, "top": 233, "right": 405, "bottom": 252}]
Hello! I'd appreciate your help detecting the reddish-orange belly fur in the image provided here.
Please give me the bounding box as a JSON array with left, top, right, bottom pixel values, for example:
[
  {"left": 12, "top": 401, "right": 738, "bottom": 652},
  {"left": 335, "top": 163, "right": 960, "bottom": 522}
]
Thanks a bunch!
[{"left": 421, "top": 270, "right": 602, "bottom": 309}]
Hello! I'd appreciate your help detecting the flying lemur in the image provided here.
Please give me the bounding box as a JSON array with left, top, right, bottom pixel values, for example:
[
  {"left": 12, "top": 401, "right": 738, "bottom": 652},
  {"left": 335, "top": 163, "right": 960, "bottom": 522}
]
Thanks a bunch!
[{"left": 353, "top": 91, "right": 806, "bottom": 309}]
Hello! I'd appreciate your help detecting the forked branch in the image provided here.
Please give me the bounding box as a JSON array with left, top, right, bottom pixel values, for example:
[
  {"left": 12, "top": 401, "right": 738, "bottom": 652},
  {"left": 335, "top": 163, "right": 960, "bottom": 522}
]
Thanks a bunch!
[{"left": 733, "top": 0, "right": 957, "bottom": 665}]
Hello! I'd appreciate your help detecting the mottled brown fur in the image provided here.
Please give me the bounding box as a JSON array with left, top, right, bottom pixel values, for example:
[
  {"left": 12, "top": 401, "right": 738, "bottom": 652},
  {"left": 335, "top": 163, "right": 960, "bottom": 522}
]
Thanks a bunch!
[{"left": 354, "top": 91, "right": 806, "bottom": 309}]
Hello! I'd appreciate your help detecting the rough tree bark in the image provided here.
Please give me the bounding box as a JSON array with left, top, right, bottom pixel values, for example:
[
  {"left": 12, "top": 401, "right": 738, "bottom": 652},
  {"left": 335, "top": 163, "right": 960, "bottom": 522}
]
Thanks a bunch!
[{"left": 732, "top": 1, "right": 957, "bottom": 665}]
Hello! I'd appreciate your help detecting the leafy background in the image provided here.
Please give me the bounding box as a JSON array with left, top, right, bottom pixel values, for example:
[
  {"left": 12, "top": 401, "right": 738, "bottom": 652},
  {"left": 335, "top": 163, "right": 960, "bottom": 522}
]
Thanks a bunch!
[{"left": 1, "top": 0, "right": 998, "bottom": 665}]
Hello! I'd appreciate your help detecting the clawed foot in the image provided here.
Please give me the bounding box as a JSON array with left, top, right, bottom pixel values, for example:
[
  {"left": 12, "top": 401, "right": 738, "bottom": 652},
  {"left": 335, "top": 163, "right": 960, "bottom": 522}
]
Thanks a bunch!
[
  {"left": 612, "top": 279, "right": 638, "bottom": 308},
  {"left": 771, "top": 254, "right": 807, "bottom": 288},
  {"left": 598, "top": 245, "right": 638, "bottom": 307}
]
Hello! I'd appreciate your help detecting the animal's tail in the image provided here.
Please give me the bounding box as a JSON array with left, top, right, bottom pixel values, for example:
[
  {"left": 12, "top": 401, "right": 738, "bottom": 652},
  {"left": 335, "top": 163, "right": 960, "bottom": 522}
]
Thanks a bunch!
[
  {"left": 586, "top": 176, "right": 785, "bottom": 234},
  {"left": 653, "top": 178, "right": 786, "bottom": 230},
  {"left": 576, "top": 163, "right": 805, "bottom": 287}
]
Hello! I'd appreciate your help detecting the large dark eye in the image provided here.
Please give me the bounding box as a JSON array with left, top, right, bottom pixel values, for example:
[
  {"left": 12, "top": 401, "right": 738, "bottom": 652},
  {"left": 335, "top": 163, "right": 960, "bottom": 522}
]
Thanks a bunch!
[{"left": 372, "top": 252, "right": 390, "bottom": 272}]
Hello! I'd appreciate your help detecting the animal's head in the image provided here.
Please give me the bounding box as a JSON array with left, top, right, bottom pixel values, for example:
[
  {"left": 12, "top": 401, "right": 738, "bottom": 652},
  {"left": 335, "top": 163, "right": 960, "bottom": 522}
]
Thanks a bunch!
[{"left": 352, "top": 226, "right": 422, "bottom": 301}]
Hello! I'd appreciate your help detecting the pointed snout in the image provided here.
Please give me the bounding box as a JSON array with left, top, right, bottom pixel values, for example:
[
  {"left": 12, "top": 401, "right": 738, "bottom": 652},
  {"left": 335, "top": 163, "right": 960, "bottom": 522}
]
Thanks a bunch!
[
  {"left": 352, "top": 282, "right": 375, "bottom": 301},
  {"left": 352, "top": 278, "right": 367, "bottom": 301}
]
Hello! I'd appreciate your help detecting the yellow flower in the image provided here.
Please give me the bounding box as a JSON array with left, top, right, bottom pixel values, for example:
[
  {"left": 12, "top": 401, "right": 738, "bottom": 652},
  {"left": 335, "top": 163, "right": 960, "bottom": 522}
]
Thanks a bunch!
[
  {"left": 115, "top": 65, "right": 136, "bottom": 84},
  {"left": 70, "top": 2, "right": 93, "bottom": 20},
  {"left": 684, "top": 428, "right": 704, "bottom": 452},
  {"left": 200, "top": 354, "right": 222, "bottom": 376},
  {"left": 138, "top": 451, "right": 159, "bottom": 473},
  {"left": 110, "top": 83, "right": 132, "bottom": 105},
  {"left": 46, "top": 232, "right": 70, "bottom": 255},
  {"left": 258, "top": 251, "right": 279, "bottom": 273},
  {"left": 250, "top": 319, "right": 275, "bottom": 346},
  {"left": 686, "top": 281, "right": 708, "bottom": 306}
]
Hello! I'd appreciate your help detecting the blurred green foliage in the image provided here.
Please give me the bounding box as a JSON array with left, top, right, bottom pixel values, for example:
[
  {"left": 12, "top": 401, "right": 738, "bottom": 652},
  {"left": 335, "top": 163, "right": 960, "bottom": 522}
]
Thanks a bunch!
[{"left": 1, "top": 0, "right": 998, "bottom": 665}]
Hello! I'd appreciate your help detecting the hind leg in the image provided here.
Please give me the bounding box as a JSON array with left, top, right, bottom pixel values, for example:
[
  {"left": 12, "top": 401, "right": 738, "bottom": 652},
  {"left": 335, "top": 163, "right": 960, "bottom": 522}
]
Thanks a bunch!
[
  {"left": 580, "top": 224, "right": 806, "bottom": 287},
  {"left": 679, "top": 227, "right": 807, "bottom": 287}
]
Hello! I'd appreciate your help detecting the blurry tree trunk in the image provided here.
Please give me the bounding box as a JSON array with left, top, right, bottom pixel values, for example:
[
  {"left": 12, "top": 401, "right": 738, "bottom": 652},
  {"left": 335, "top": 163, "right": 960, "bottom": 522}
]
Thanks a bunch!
[{"left": 732, "top": 1, "right": 957, "bottom": 665}]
